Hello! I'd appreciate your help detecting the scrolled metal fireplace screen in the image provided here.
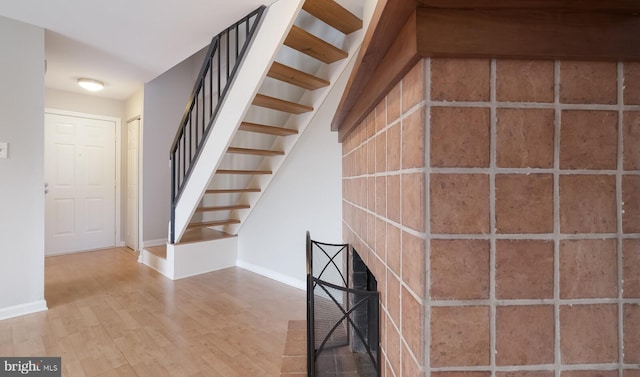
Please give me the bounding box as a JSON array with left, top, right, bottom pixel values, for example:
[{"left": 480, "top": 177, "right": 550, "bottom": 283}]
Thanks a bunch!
[{"left": 306, "top": 231, "right": 381, "bottom": 377}]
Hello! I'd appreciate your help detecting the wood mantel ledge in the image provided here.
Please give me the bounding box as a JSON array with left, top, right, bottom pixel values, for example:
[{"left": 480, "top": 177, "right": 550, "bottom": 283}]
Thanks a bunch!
[{"left": 333, "top": 0, "right": 640, "bottom": 141}]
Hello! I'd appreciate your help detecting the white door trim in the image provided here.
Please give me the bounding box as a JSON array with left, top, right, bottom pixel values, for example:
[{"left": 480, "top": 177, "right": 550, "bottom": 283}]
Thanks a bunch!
[{"left": 45, "top": 108, "right": 122, "bottom": 249}]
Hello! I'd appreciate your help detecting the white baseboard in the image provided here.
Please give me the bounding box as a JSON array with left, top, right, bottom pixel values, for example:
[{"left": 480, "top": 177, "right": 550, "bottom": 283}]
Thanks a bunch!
[
  {"left": 0, "top": 300, "right": 48, "bottom": 321},
  {"left": 236, "top": 260, "right": 305, "bottom": 291},
  {"left": 143, "top": 239, "right": 167, "bottom": 248}
]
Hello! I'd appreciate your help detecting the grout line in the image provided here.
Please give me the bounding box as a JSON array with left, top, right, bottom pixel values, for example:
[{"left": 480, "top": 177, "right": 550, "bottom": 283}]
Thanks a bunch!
[
  {"left": 617, "top": 61, "right": 625, "bottom": 377},
  {"left": 427, "top": 100, "right": 640, "bottom": 111},
  {"left": 554, "top": 59, "right": 562, "bottom": 377},
  {"left": 398, "top": 73, "right": 404, "bottom": 377},
  {"left": 489, "top": 58, "right": 498, "bottom": 377},
  {"left": 424, "top": 57, "right": 432, "bottom": 377}
]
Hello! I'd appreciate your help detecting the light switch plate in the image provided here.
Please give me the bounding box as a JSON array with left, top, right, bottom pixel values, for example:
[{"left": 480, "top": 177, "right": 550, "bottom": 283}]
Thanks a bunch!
[{"left": 0, "top": 142, "right": 7, "bottom": 158}]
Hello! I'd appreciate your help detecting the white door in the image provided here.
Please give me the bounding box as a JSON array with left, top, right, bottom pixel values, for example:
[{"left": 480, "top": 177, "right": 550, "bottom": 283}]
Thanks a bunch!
[
  {"left": 45, "top": 113, "right": 116, "bottom": 255},
  {"left": 125, "top": 118, "right": 140, "bottom": 251}
]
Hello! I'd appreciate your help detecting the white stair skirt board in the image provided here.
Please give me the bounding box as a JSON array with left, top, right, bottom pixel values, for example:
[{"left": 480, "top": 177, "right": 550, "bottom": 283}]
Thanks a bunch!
[
  {"left": 0, "top": 300, "right": 48, "bottom": 321},
  {"left": 141, "top": 237, "right": 237, "bottom": 280},
  {"left": 141, "top": 248, "right": 173, "bottom": 278},
  {"left": 172, "top": 0, "right": 305, "bottom": 243}
]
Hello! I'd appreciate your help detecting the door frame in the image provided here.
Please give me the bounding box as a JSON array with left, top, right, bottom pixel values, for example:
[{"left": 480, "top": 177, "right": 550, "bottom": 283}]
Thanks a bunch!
[
  {"left": 44, "top": 108, "right": 122, "bottom": 251},
  {"left": 126, "top": 116, "right": 142, "bottom": 252}
]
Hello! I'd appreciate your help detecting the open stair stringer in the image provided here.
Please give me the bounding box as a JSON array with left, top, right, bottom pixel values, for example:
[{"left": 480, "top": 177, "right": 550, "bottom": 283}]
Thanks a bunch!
[{"left": 171, "top": 0, "right": 306, "bottom": 244}]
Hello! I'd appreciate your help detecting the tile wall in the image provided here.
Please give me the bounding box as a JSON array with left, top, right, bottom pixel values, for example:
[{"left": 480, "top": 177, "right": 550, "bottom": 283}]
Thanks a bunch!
[{"left": 342, "top": 57, "right": 640, "bottom": 376}]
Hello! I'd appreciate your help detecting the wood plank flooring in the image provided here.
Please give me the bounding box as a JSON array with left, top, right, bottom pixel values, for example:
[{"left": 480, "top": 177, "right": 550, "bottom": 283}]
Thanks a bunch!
[{"left": 0, "top": 248, "right": 306, "bottom": 376}]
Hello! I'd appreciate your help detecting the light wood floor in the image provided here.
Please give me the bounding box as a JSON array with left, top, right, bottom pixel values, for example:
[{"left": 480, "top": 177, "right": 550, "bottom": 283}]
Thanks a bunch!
[{"left": 0, "top": 247, "right": 306, "bottom": 377}]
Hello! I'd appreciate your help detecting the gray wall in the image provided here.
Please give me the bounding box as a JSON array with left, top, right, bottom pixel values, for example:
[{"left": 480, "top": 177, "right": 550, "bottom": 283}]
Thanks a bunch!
[
  {"left": 142, "top": 49, "right": 204, "bottom": 244},
  {"left": 0, "top": 16, "right": 46, "bottom": 314}
]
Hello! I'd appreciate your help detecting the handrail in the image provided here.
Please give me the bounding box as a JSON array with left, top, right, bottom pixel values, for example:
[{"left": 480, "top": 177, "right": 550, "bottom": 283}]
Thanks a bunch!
[{"left": 169, "top": 6, "right": 265, "bottom": 243}]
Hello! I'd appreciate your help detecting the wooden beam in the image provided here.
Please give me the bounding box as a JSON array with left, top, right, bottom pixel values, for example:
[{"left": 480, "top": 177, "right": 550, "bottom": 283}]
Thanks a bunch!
[
  {"left": 331, "top": 0, "right": 417, "bottom": 133},
  {"left": 333, "top": 2, "right": 640, "bottom": 139},
  {"left": 415, "top": 8, "right": 640, "bottom": 61},
  {"left": 416, "top": 0, "right": 640, "bottom": 12},
  {"left": 337, "top": 11, "right": 420, "bottom": 141}
]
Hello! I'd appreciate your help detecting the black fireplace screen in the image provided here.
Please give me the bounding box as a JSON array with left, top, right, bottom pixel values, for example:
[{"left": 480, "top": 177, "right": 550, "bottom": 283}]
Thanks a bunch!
[{"left": 306, "top": 232, "right": 381, "bottom": 377}]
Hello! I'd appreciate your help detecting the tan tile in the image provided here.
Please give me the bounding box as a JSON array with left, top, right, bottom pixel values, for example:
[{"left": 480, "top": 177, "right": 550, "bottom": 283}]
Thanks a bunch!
[
  {"left": 496, "top": 373, "right": 554, "bottom": 377},
  {"left": 431, "top": 174, "right": 490, "bottom": 234},
  {"left": 625, "top": 370, "right": 640, "bottom": 377},
  {"left": 560, "top": 61, "right": 617, "bottom": 104},
  {"left": 402, "top": 109, "right": 425, "bottom": 169},
  {"left": 496, "top": 240, "right": 554, "bottom": 299},
  {"left": 402, "top": 342, "right": 424, "bottom": 374},
  {"left": 559, "top": 175, "right": 617, "bottom": 234},
  {"left": 625, "top": 62, "right": 640, "bottom": 105},
  {"left": 430, "top": 239, "right": 490, "bottom": 300},
  {"left": 376, "top": 100, "right": 386, "bottom": 132},
  {"left": 496, "top": 305, "right": 555, "bottom": 365},
  {"left": 387, "top": 123, "right": 401, "bottom": 171},
  {"left": 376, "top": 132, "right": 386, "bottom": 173},
  {"left": 560, "top": 239, "right": 618, "bottom": 299},
  {"left": 401, "top": 287, "right": 423, "bottom": 362},
  {"left": 403, "top": 59, "right": 426, "bottom": 112},
  {"left": 624, "top": 112, "right": 640, "bottom": 170},
  {"left": 385, "top": 317, "right": 401, "bottom": 377},
  {"left": 375, "top": 217, "right": 387, "bottom": 262},
  {"left": 431, "top": 58, "right": 491, "bottom": 102},
  {"left": 431, "top": 306, "right": 490, "bottom": 367},
  {"left": 366, "top": 109, "right": 376, "bottom": 139},
  {"left": 376, "top": 176, "right": 386, "bottom": 216},
  {"left": 496, "top": 108, "right": 555, "bottom": 168},
  {"left": 496, "top": 60, "right": 555, "bottom": 103},
  {"left": 386, "top": 225, "right": 401, "bottom": 277},
  {"left": 387, "top": 174, "right": 400, "bottom": 224},
  {"left": 496, "top": 174, "right": 554, "bottom": 234},
  {"left": 623, "top": 239, "right": 640, "bottom": 298},
  {"left": 623, "top": 175, "right": 640, "bottom": 233},
  {"left": 368, "top": 177, "right": 375, "bottom": 212},
  {"left": 401, "top": 173, "right": 425, "bottom": 232},
  {"left": 433, "top": 373, "right": 490, "bottom": 377},
  {"left": 386, "top": 272, "right": 400, "bottom": 328},
  {"left": 560, "top": 304, "right": 618, "bottom": 364},
  {"left": 562, "top": 371, "right": 618, "bottom": 377},
  {"left": 402, "top": 231, "right": 426, "bottom": 298},
  {"left": 560, "top": 110, "right": 618, "bottom": 170},
  {"left": 625, "top": 304, "right": 640, "bottom": 363},
  {"left": 367, "top": 138, "right": 375, "bottom": 174},
  {"left": 431, "top": 107, "right": 490, "bottom": 168},
  {"left": 388, "top": 82, "right": 401, "bottom": 124}
]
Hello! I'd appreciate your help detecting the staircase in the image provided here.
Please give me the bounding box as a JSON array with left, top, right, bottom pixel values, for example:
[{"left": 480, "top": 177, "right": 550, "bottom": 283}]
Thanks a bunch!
[{"left": 141, "top": 0, "right": 363, "bottom": 279}]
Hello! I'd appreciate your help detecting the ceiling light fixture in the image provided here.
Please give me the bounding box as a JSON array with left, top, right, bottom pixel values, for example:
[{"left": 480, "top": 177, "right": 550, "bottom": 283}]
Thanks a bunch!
[{"left": 77, "top": 78, "right": 104, "bottom": 92}]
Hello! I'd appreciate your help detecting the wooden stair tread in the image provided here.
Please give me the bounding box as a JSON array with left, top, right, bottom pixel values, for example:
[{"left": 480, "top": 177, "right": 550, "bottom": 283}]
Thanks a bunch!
[
  {"left": 195, "top": 204, "right": 250, "bottom": 212},
  {"left": 187, "top": 219, "right": 241, "bottom": 229},
  {"left": 227, "top": 146, "right": 285, "bottom": 156},
  {"left": 302, "top": 0, "right": 363, "bottom": 35},
  {"left": 145, "top": 245, "right": 167, "bottom": 259},
  {"left": 216, "top": 169, "right": 272, "bottom": 175},
  {"left": 284, "top": 25, "right": 348, "bottom": 64},
  {"left": 178, "top": 228, "right": 236, "bottom": 244},
  {"left": 252, "top": 93, "right": 313, "bottom": 114},
  {"left": 205, "top": 188, "right": 262, "bottom": 194},
  {"left": 267, "top": 61, "right": 330, "bottom": 90},
  {"left": 239, "top": 122, "right": 298, "bottom": 136}
]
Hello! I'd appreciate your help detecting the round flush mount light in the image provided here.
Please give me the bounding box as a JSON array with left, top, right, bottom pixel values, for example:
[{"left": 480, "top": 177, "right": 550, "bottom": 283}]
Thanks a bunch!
[{"left": 77, "top": 78, "right": 104, "bottom": 92}]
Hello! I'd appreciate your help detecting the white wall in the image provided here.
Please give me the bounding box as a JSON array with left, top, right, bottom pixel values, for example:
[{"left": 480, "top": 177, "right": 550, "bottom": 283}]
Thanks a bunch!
[
  {"left": 141, "top": 49, "right": 204, "bottom": 245},
  {"left": 0, "top": 16, "right": 47, "bottom": 319},
  {"left": 236, "top": 59, "right": 349, "bottom": 289},
  {"left": 45, "top": 88, "right": 125, "bottom": 119}
]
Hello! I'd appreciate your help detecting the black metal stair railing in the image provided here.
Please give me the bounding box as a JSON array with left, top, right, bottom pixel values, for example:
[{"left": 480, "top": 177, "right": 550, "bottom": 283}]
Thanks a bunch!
[{"left": 169, "top": 6, "right": 265, "bottom": 244}]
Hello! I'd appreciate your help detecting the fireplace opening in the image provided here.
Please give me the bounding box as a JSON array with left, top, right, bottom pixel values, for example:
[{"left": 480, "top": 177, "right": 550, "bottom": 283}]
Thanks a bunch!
[{"left": 306, "top": 232, "right": 380, "bottom": 377}]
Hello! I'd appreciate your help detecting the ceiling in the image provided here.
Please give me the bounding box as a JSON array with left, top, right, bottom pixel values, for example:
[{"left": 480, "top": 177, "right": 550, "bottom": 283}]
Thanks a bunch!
[{"left": 0, "top": 0, "right": 276, "bottom": 100}]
